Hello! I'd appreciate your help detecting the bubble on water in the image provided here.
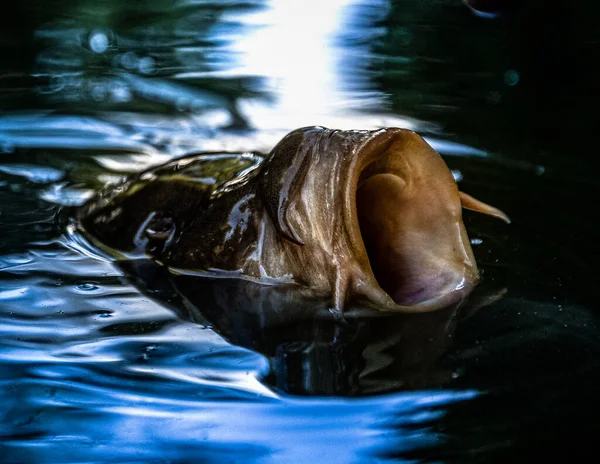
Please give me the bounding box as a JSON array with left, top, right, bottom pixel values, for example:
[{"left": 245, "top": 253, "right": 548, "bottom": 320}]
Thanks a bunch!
[
  {"left": 138, "top": 57, "right": 155, "bottom": 75},
  {"left": 110, "top": 83, "right": 132, "bottom": 102},
  {"left": 120, "top": 52, "right": 138, "bottom": 70},
  {"left": 91, "top": 83, "right": 108, "bottom": 102},
  {"left": 504, "top": 69, "right": 520, "bottom": 86},
  {"left": 77, "top": 282, "right": 99, "bottom": 291},
  {"left": 89, "top": 31, "right": 109, "bottom": 53}
]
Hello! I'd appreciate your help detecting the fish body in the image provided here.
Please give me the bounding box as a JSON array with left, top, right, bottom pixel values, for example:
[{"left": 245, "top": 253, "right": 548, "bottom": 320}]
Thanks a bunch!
[{"left": 76, "top": 126, "right": 508, "bottom": 312}]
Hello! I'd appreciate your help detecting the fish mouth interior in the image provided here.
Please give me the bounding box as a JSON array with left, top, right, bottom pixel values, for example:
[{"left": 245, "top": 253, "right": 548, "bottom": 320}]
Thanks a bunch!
[
  {"left": 355, "top": 169, "right": 414, "bottom": 304},
  {"left": 353, "top": 141, "right": 476, "bottom": 308}
]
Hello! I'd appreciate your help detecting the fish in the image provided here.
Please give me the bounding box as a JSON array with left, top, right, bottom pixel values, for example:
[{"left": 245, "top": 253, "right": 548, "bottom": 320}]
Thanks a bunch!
[{"left": 75, "top": 126, "right": 509, "bottom": 313}]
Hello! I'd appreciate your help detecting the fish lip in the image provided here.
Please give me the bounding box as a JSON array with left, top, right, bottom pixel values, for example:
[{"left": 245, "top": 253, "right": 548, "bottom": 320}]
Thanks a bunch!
[
  {"left": 373, "top": 271, "right": 480, "bottom": 313},
  {"left": 344, "top": 127, "right": 414, "bottom": 255},
  {"left": 344, "top": 128, "right": 479, "bottom": 313},
  {"left": 396, "top": 272, "right": 479, "bottom": 310}
]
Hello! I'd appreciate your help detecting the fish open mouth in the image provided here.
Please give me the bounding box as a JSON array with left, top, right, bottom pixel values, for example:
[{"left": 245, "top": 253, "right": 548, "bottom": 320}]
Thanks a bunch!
[{"left": 348, "top": 130, "right": 480, "bottom": 310}]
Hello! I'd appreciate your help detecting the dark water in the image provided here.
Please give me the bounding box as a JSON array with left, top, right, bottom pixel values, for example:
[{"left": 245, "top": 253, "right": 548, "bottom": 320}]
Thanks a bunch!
[{"left": 1, "top": 0, "right": 599, "bottom": 462}]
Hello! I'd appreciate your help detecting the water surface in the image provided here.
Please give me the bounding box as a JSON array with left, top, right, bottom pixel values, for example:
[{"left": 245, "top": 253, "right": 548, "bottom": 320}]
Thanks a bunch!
[{"left": 1, "top": 1, "right": 599, "bottom": 462}]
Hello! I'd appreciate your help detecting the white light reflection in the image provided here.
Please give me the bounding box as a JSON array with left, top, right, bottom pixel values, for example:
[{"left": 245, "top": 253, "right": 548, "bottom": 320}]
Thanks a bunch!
[
  {"left": 227, "top": 0, "right": 417, "bottom": 131},
  {"left": 0, "top": 164, "right": 64, "bottom": 183},
  {"left": 40, "top": 183, "right": 95, "bottom": 206}
]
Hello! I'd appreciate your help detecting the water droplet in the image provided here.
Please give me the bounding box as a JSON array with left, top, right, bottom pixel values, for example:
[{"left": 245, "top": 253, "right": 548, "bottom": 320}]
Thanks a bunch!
[
  {"left": 110, "top": 83, "right": 132, "bottom": 102},
  {"left": 89, "top": 31, "right": 109, "bottom": 54},
  {"left": 120, "top": 52, "right": 138, "bottom": 70},
  {"left": 504, "top": 69, "right": 520, "bottom": 86},
  {"left": 451, "top": 169, "right": 463, "bottom": 182},
  {"left": 138, "top": 57, "right": 155, "bottom": 75},
  {"left": 91, "top": 83, "right": 107, "bottom": 102},
  {"left": 77, "top": 282, "right": 98, "bottom": 291}
]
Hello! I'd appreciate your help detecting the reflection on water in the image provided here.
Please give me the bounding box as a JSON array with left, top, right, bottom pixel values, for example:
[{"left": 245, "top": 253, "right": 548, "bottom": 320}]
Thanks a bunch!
[
  {"left": 1, "top": 0, "right": 600, "bottom": 462},
  {"left": 0, "top": 227, "right": 476, "bottom": 462},
  {"left": 20, "top": 0, "right": 405, "bottom": 131}
]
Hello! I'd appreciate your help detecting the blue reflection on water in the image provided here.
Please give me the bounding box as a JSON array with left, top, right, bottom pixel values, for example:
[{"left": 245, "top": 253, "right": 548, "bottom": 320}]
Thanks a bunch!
[
  {"left": 3, "top": 375, "right": 475, "bottom": 463},
  {"left": 0, "top": 242, "right": 477, "bottom": 462}
]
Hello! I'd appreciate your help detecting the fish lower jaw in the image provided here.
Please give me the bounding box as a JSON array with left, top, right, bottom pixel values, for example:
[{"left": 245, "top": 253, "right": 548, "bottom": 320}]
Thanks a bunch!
[{"left": 382, "top": 269, "right": 479, "bottom": 312}]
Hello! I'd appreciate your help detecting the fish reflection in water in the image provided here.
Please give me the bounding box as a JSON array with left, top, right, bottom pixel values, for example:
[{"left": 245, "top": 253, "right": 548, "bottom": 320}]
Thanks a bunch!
[{"left": 119, "top": 258, "right": 504, "bottom": 396}]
